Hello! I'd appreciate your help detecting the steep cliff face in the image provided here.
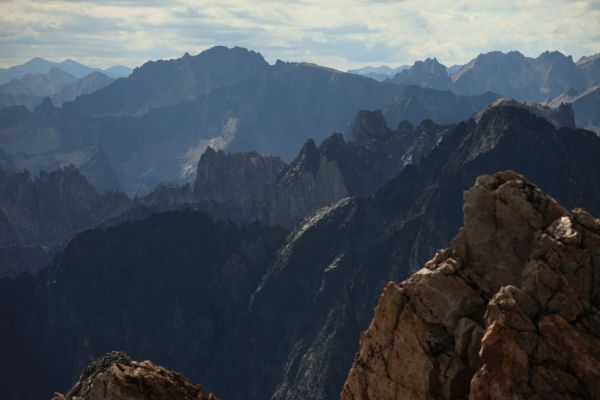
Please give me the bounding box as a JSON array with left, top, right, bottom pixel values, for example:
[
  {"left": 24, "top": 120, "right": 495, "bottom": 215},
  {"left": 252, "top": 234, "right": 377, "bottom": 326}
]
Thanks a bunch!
[
  {"left": 194, "top": 147, "right": 285, "bottom": 203},
  {"left": 547, "top": 84, "right": 600, "bottom": 134},
  {"left": 140, "top": 109, "right": 447, "bottom": 229},
  {"left": 382, "top": 85, "right": 497, "bottom": 129},
  {"left": 223, "top": 101, "right": 600, "bottom": 400},
  {"left": 259, "top": 111, "right": 448, "bottom": 227},
  {"left": 342, "top": 171, "right": 600, "bottom": 399},
  {"left": 0, "top": 165, "right": 130, "bottom": 247},
  {"left": 452, "top": 51, "right": 589, "bottom": 102},
  {"left": 50, "top": 71, "right": 114, "bottom": 107},
  {"left": 52, "top": 352, "right": 217, "bottom": 400},
  {"left": 389, "top": 58, "right": 453, "bottom": 90}
]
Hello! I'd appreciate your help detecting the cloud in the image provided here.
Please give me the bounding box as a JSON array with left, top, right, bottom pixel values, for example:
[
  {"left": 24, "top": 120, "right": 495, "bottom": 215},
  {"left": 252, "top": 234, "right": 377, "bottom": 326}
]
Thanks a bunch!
[{"left": 0, "top": 0, "right": 599, "bottom": 70}]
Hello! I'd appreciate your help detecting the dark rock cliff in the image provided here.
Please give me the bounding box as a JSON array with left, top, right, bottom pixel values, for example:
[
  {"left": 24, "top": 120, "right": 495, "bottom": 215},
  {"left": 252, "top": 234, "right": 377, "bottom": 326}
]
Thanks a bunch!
[
  {"left": 194, "top": 147, "right": 285, "bottom": 203},
  {"left": 389, "top": 58, "right": 453, "bottom": 90},
  {"left": 258, "top": 111, "right": 449, "bottom": 227},
  {"left": 0, "top": 210, "right": 287, "bottom": 400},
  {"left": 0, "top": 165, "right": 130, "bottom": 248}
]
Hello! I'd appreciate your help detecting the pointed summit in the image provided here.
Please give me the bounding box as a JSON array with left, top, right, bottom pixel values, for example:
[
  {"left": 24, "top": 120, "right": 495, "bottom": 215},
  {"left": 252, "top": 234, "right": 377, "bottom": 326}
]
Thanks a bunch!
[
  {"left": 390, "top": 57, "right": 452, "bottom": 90},
  {"left": 351, "top": 110, "right": 390, "bottom": 142}
]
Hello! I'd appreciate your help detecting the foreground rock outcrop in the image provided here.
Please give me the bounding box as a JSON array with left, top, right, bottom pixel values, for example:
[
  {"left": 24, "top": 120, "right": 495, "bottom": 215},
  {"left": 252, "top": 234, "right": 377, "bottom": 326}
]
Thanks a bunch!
[
  {"left": 52, "top": 352, "right": 217, "bottom": 400},
  {"left": 342, "top": 171, "right": 600, "bottom": 399}
]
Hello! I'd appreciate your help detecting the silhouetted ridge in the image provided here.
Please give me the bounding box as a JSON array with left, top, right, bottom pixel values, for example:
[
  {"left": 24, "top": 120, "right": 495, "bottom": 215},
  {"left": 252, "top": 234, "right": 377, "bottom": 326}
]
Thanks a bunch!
[{"left": 0, "top": 46, "right": 500, "bottom": 194}]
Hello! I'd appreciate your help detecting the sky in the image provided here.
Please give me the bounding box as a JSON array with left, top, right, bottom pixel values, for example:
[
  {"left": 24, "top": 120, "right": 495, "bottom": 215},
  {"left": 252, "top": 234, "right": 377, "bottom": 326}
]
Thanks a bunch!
[{"left": 0, "top": 0, "right": 599, "bottom": 71}]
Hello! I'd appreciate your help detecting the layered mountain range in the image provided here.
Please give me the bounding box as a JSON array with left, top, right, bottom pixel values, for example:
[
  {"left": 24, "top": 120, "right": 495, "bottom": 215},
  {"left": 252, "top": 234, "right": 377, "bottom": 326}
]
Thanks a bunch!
[
  {"left": 347, "top": 65, "right": 410, "bottom": 81},
  {"left": 2, "top": 100, "right": 600, "bottom": 400},
  {"left": 0, "top": 165, "right": 130, "bottom": 248},
  {"left": 0, "top": 57, "right": 129, "bottom": 110},
  {"left": 1, "top": 49, "right": 597, "bottom": 198},
  {"left": 0, "top": 107, "right": 439, "bottom": 276},
  {"left": 108, "top": 109, "right": 450, "bottom": 229},
  {"left": 390, "top": 50, "right": 600, "bottom": 102},
  {"left": 2, "top": 45, "right": 600, "bottom": 400},
  {"left": 387, "top": 51, "right": 600, "bottom": 136},
  {"left": 0, "top": 57, "right": 131, "bottom": 84},
  {"left": 0, "top": 46, "right": 498, "bottom": 195}
]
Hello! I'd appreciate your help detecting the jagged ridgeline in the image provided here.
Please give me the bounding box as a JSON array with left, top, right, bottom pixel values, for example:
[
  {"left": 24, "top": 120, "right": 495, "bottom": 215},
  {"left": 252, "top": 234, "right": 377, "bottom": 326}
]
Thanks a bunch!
[
  {"left": 0, "top": 46, "right": 497, "bottom": 195},
  {"left": 41, "top": 171, "right": 600, "bottom": 400},
  {"left": 342, "top": 172, "right": 600, "bottom": 399},
  {"left": 2, "top": 100, "right": 600, "bottom": 400},
  {"left": 0, "top": 108, "right": 445, "bottom": 278}
]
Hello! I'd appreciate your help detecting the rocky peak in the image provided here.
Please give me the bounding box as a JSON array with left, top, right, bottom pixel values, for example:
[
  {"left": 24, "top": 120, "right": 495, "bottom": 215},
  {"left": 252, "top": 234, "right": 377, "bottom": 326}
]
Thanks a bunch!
[
  {"left": 0, "top": 165, "right": 131, "bottom": 247},
  {"left": 479, "top": 98, "right": 575, "bottom": 129},
  {"left": 547, "top": 83, "right": 600, "bottom": 135},
  {"left": 537, "top": 50, "right": 573, "bottom": 65},
  {"left": 52, "top": 351, "right": 218, "bottom": 400},
  {"left": 292, "top": 139, "right": 320, "bottom": 175},
  {"left": 260, "top": 111, "right": 447, "bottom": 227},
  {"left": 319, "top": 133, "right": 347, "bottom": 158},
  {"left": 576, "top": 53, "right": 600, "bottom": 85},
  {"left": 390, "top": 57, "right": 453, "bottom": 90},
  {"left": 415, "top": 118, "right": 439, "bottom": 135},
  {"left": 351, "top": 110, "right": 390, "bottom": 142},
  {"left": 35, "top": 96, "right": 55, "bottom": 117},
  {"left": 396, "top": 120, "right": 415, "bottom": 135},
  {"left": 342, "top": 171, "right": 600, "bottom": 399},
  {"left": 193, "top": 147, "right": 285, "bottom": 202}
]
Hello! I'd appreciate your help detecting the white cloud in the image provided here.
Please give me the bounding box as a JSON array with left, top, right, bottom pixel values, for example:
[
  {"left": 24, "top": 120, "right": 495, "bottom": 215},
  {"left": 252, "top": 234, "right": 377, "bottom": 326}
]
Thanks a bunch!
[{"left": 0, "top": 0, "right": 598, "bottom": 70}]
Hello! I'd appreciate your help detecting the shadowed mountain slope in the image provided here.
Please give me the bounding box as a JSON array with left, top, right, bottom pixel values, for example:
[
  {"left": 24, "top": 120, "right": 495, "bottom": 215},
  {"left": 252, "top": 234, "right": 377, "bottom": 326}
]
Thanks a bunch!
[{"left": 0, "top": 46, "right": 498, "bottom": 195}]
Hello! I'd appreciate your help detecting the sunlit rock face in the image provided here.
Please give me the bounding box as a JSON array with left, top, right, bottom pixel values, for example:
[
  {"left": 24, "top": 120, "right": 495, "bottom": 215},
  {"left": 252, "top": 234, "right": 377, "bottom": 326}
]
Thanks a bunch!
[
  {"left": 342, "top": 171, "right": 600, "bottom": 400},
  {"left": 51, "top": 352, "right": 218, "bottom": 400}
]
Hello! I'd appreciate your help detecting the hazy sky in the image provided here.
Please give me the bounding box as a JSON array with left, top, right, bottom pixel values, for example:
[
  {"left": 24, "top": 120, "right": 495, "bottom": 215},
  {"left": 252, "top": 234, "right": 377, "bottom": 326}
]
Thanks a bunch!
[{"left": 1, "top": 0, "right": 599, "bottom": 70}]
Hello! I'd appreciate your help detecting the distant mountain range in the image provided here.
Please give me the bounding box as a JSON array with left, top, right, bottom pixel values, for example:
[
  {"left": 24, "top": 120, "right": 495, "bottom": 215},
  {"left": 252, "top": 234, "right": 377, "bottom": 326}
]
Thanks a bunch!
[
  {"left": 0, "top": 46, "right": 498, "bottom": 195},
  {"left": 382, "top": 50, "right": 600, "bottom": 134},
  {"left": 0, "top": 57, "right": 132, "bottom": 84},
  {"left": 0, "top": 68, "right": 115, "bottom": 110},
  {"left": 389, "top": 50, "right": 600, "bottom": 103},
  {"left": 1, "top": 48, "right": 598, "bottom": 196},
  {"left": 349, "top": 64, "right": 463, "bottom": 82},
  {"left": 347, "top": 65, "right": 410, "bottom": 81},
  {"left": 0, "top": 57, "right": 131, "bottom": 109}
]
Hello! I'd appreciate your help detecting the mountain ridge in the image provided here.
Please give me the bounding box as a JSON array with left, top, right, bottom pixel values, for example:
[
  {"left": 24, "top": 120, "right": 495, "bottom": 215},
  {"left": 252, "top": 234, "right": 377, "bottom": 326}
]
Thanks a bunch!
[{"left": 0, "top": 46, "right": 500, "bottom": 195}]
